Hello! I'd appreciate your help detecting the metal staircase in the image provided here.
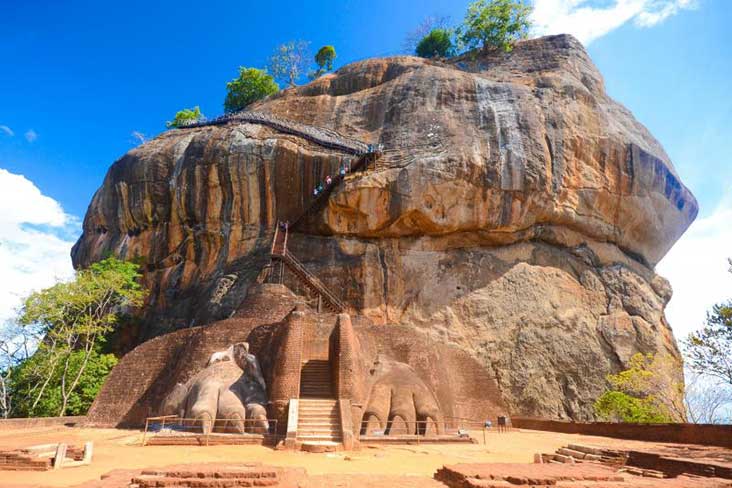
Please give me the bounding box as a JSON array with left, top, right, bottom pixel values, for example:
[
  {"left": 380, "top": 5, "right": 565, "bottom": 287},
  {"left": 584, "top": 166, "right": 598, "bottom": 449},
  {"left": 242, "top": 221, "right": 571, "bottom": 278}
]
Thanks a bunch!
[{"left": 269, "top": 224, "right": 346, "bottom": 313}]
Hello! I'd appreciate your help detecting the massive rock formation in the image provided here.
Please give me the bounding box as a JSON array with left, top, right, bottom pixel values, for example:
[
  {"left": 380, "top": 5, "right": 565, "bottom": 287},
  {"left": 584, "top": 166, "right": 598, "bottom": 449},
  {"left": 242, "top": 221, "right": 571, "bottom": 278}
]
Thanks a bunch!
[{"left": 72, "top": 35, "right": 697, "bottom": 420}]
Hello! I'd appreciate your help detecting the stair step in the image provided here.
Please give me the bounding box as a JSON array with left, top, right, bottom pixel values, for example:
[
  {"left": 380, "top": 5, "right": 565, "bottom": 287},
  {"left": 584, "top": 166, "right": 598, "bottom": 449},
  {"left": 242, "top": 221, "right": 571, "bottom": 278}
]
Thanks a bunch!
[
  {"left": 297, "top": 435, "right": 343, "bottom": 441},
  {"left": 298, "top": 426, "right": 340, "bottom": 431}
]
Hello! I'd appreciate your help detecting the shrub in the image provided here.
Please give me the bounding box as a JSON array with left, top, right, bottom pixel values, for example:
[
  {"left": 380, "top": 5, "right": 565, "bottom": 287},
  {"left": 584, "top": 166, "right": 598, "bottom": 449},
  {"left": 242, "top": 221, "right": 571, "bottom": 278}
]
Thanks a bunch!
[
  {"left": 416, "top": 28, "right": 455, "bottom": 58},
  {"left": 166, "top": 106, "right": 204, "bottom": 128},
  {"left": 594, "top": 391, "right": 673, "bottom": 424}
]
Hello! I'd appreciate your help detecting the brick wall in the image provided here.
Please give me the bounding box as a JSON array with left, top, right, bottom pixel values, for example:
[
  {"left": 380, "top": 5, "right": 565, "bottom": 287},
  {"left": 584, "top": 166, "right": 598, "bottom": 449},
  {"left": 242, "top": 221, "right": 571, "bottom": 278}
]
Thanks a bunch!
[
  {"left": 512, "top": 417, "right": 732, "bottom": 448},
  {"left": 269, "top": 309, "right": 304, "bottom": 403},
  {"left": 333, "top": 314, "right": 356, "bottom": 399},
  {"left": 0, "top": 416, "right": 85, "bottom": 430},
  {"left": 87, "top": 284, "right": 301, "bottom": 427}
]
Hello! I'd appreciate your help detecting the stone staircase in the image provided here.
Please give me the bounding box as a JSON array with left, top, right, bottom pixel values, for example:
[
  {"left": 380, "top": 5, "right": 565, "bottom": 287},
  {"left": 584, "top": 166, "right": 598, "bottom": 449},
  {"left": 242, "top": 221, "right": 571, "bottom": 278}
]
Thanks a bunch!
[
  {"left": 297, "top": 360, "right": 341, "bottom": 446},
  {"left": 299, "top": 360, "right": 333, "bottom": 398},
  {"left": 296, "top": 398, "right": 342, "bottom": 446}
]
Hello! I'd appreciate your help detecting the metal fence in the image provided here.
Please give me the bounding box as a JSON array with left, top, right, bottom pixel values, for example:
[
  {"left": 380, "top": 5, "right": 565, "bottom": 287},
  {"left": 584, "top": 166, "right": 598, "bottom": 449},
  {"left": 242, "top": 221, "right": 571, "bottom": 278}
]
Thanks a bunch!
[
  {"left": 358, "top": 416, "right": 513, "bottom": 444},
  {"left": 141, "top": 415, "right": 280, "bottom": 446}
]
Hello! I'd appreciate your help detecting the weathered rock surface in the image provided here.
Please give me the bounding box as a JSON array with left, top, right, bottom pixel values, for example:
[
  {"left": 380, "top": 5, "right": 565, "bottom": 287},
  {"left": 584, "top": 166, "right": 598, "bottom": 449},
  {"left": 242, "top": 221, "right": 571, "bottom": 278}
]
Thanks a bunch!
[{"left": 72, "top": 35, "right": 696, "bottom": 419}]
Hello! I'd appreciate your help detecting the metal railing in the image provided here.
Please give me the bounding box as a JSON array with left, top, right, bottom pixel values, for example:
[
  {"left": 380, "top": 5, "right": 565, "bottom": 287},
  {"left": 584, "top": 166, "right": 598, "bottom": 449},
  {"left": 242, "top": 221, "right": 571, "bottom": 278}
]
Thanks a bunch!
[
  {"left": 359, "top": 417, "right": 513, "bottom": 444},
  {"left": 175, "top": 110, "right": 370, "bottom": 156},
  {"left": 141, "top": 415, "right": 280, "bottom": 447},
  {"left": 279, "top": 251, "right": 345, "bottom": 312}
]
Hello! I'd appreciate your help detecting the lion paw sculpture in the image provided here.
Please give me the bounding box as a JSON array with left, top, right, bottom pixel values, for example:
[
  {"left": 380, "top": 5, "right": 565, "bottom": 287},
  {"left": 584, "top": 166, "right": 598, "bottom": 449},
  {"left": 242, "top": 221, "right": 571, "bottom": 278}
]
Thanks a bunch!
[
  {"left": 161, "top": 342, "right": 268, "bottom": 435},
  {"left": 360, "top": 356, "right": 444, "bottom": 435}
]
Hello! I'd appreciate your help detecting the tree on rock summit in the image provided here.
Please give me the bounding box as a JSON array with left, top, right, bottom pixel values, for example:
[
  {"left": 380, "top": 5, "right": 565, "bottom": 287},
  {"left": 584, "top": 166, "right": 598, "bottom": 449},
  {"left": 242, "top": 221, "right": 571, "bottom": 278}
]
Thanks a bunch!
[
  {"left": 459, "top": 0, "right": 533, "bottom": 53},
  {"left": 416, "top": 28, "right": 455, "bottom": 58},
  {"left": 310, "top": 45, "right": 337, "bottom": 79},
  {"left": 224, "top": 67, "right": 279, "bottom": 113},
  {"left": 268, "top": 40, "right": 311, "bottom": 87}
]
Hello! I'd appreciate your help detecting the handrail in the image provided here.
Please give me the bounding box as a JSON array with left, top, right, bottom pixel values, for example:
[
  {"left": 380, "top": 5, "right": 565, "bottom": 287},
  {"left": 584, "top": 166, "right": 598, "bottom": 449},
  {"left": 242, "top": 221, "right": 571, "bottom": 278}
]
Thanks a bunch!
[
  {"left": 176, "top": 111, "right": 370, "bottom": 156},
  {"left": 280, "top": 251, "right": 345, "bottom": 312},
  {"left": 291, "top": 151, "right": 376, "bottom": 229},
  {"left": 271, "top": 225, "right": 280, "bottom": 255}
]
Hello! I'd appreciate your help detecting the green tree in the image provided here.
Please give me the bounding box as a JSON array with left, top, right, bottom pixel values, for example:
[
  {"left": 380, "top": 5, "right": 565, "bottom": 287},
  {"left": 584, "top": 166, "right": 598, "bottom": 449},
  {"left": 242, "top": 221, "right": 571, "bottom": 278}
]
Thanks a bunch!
[
  {"left": 9, "top": 348, "right": 117, "bottom": 417},
  {"left": 166, "top": 106, "right": 204, "bottom": 128},
  {"left": 315, "top": 45, "right": 337, "bottom": 73},
  {"left": 459, "top": 0, "right": 532, "bottom": 53},
  {"left": 224, "top": 67, "right": 279, "bottom": 113},
  {"left": 685, "top": 259, "right": 732, "bottom": 387},
  {"left": 416, "top": 28, "right": 455, "bottom": 58},
  {"left": 268, "top": 40, "right": 311, "bottom": 87},
  {"left": 12, "top": 257, "right": 145, "bottom": 416},
  {"left": 593, "top": 353, "right": 685, "bottom": 423}
]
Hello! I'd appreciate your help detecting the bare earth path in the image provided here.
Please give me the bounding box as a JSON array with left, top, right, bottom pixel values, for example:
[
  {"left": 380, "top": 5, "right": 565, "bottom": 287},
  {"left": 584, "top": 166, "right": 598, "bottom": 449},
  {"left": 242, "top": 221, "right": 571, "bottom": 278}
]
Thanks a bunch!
[{"left": 0, "top": 427, "right": 730, "bottom": 487}]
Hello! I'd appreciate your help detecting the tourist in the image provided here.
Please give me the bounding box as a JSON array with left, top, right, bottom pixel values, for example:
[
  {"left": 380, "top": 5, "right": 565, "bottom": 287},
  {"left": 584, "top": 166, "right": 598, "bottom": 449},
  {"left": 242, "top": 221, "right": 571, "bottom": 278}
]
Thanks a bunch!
[
  {"left": 339, "top": 165, "right": 346, "bottom": 177},
  {"left": 313, "top": 187, "right": 319, "bottom": 197},
  {"left": 326, "top": 175, "right": 332, "bottom": 185}
]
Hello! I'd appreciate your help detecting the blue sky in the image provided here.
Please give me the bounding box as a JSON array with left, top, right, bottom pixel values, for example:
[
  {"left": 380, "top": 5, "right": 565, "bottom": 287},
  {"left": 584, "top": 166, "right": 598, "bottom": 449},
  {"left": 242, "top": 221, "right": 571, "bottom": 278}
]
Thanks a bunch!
[{"left": 0, "top": 0, "right": 730, "bottom": 339}]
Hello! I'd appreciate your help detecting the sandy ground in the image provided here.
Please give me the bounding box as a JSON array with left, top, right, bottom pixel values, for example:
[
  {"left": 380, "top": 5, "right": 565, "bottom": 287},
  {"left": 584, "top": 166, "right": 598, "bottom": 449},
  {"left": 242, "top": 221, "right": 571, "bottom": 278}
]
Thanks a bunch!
[{"left": 0, "top": 426, "right": 728, "bottom": 487}]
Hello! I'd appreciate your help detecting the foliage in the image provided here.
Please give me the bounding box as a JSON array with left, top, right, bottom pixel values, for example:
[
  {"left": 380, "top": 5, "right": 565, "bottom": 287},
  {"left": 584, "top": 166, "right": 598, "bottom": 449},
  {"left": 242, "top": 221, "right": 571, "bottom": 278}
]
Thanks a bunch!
[
  {"left": 593, "top": 352, "right": 685, "bottom": 423},
  {"left": 416, "top": 28, "right": 455, "bottom": 58},
  {"left": 268, "top": 40, "right": 311, "bottom": 87},
  {"left": 459, "top": 0, "right": 532, "bottom": 53},
  {"left": 594, "top": 391, "right": 674, "bottom": 423},
  {"left": 9, "top": 347, "right": 117, "bottom": 417},
  {"left": 10, "top": 256, "right": 145, "bottom": 416},
  {"left": 403, "top": 15, "right": 452, "bottom": 54},
  {"left": 685, "top": 261, "right": 732, "bottom": 387},
  {"left": 224, "top": 68, "right": 279, "bottom": 113},
  {"left": 315, "top": 45, "right": 337, "bottom": 72},
  {"left": 166, "top": 106, "right": 204, "bottom": 128}
]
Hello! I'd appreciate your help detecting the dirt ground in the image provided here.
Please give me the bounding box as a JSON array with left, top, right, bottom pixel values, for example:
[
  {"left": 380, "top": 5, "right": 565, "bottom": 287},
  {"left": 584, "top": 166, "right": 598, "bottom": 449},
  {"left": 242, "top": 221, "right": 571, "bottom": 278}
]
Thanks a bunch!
[{"left": 0, "top": 426, "right": 730, "bottom": 488}]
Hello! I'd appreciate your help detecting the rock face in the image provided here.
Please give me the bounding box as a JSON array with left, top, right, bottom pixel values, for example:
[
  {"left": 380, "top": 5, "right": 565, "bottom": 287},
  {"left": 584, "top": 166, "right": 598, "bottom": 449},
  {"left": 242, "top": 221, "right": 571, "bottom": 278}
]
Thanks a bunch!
[{"left": 72, "top": 35, "right": 697, "bottom": 420}]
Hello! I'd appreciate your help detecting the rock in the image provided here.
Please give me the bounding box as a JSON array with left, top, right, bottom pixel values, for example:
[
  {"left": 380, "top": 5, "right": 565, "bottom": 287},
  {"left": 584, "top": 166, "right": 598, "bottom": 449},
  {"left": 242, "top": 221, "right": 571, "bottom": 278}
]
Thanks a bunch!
[{"left": 71, "top": 35, "right": 695, "bottom": 419}]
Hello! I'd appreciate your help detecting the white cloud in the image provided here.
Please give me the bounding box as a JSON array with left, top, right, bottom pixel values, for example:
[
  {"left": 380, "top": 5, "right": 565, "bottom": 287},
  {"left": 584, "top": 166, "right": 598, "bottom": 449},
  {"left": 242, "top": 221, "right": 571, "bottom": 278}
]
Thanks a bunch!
[
  {"left": 24, "top": 129, "right": 38, "bottom": 143},
  {"left": 0, "top": 168, "right": 79, "bottom": 323},
  {"left": 531, "top": 0, "right": 699, "bottom": 45},
  {"left": 0, "top": 126, "right": 13, "bottom": 137},
  {"left": 657, "top": 193, "right": 732, "bottom": 341}
]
